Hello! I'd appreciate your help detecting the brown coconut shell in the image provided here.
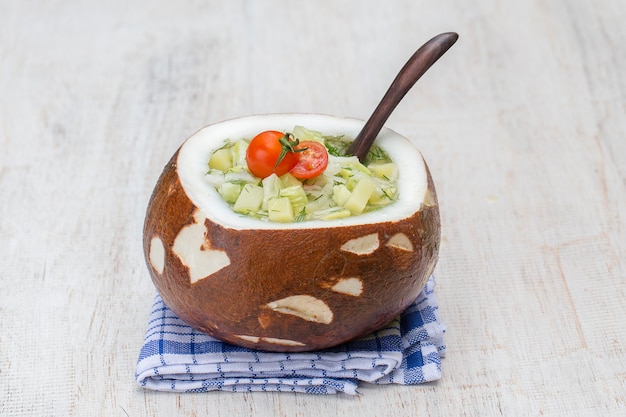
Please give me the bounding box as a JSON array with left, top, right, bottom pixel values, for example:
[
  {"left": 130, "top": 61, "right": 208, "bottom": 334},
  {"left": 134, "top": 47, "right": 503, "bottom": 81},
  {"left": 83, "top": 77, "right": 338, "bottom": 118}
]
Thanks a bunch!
[{"left": 143, "top": 115, "right": 440, "bottom": 352}]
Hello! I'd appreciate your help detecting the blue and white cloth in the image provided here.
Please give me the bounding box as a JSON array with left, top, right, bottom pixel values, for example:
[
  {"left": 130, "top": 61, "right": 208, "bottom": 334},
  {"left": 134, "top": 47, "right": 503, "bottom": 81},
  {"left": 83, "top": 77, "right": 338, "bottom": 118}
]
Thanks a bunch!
[{"left": 135, "top": 276, "right": 446, "bottom": 395}]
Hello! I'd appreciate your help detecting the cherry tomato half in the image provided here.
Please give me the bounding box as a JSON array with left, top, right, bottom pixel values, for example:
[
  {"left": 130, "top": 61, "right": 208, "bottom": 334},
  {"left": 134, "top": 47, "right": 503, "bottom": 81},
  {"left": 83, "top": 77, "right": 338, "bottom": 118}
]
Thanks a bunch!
[
  {"left": 290, "top": 141, "right": 329, "bottom": 179},
  {"left": 246, "top": 131, "right": 299, "bottom": 178}
]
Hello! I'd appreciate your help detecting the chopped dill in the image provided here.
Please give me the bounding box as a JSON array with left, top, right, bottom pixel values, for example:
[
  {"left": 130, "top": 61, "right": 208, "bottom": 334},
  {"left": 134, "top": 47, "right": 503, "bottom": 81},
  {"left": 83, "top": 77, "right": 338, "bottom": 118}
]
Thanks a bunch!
[
  {"left": 295, "top": 207, "right": 307, "bottom": 222},
  {"left": 365, "top": 146, "right": 392, "bottom": 165},
  {"left": 323, "top": 135, "right": 350, "bottom": 157}
]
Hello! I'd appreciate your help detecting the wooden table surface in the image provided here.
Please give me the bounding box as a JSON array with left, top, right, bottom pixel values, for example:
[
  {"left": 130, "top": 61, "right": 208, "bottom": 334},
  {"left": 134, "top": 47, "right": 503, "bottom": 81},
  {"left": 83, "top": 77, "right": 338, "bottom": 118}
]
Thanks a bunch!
[{"left": 2, "top": 1, "right": 625, "bottom": 416}]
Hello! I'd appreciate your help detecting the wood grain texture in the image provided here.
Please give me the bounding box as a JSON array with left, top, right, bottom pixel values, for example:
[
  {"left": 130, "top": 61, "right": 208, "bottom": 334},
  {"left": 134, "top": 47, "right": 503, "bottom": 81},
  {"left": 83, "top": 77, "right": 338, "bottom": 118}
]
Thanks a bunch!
[{"left": 1, "top": 0, "right": 624, "bottom": 416}]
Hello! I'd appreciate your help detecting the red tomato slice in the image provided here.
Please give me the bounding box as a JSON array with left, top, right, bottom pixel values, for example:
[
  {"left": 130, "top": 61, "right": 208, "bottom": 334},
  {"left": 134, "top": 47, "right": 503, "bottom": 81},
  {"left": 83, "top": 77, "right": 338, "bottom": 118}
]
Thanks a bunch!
[
  {"left": 246, "top": 131, "right": 299, "bottom": 178},
  {"left": 290, "top": 141, "right": 329, "bottom": 179}
]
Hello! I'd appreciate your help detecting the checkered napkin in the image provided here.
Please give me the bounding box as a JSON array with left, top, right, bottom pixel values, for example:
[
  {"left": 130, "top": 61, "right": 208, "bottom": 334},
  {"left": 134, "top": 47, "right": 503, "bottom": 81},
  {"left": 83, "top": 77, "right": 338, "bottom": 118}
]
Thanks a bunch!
[{"left": 135, "top": 276, "right": 445, "bottom": 395}]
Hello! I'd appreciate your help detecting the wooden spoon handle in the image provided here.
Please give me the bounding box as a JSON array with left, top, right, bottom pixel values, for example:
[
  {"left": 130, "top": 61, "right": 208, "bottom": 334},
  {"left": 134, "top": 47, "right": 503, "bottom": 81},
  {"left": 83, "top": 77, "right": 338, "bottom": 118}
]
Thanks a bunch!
[{"left": 347, "top": 32, "right": 459, "bottom": 161}]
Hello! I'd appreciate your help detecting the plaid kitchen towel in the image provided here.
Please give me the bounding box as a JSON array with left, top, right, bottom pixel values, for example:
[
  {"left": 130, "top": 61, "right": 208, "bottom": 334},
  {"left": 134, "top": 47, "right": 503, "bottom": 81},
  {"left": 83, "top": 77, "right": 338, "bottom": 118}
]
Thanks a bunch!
[{"left": 135, "top": 276, "right": 445, "bottom": 395}]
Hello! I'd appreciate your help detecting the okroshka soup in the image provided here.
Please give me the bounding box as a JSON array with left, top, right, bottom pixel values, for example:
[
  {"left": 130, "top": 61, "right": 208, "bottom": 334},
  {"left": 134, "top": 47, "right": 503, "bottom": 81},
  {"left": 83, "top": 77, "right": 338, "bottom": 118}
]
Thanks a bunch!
[{"left": 143, "top": 114, "right": 440, "bottom": 352}]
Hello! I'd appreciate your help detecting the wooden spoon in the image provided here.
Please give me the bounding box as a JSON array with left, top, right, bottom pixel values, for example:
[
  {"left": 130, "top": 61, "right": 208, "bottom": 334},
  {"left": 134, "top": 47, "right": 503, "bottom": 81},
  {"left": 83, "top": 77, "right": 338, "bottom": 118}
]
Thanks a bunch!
[{"left": 347, "top": 32, "right": 459, "bottom": 161}]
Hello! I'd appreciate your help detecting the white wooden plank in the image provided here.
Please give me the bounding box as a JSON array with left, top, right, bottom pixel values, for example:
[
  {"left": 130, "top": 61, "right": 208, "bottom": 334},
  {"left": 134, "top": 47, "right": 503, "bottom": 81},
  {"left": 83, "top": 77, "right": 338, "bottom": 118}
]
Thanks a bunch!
[{"left": 1, "top": 0, "right": 625, "bottom": 416}]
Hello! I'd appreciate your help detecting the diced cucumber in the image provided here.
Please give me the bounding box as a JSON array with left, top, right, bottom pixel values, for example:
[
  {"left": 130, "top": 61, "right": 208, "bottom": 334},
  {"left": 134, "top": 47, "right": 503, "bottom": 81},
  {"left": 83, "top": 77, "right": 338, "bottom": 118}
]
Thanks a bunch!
[
  {"left": 208, "top": 128, "right": 399, "bottom": 223},
  {"left": 332, "top": 184, "right": 351, "bottom": 206},
  {"left": 369, "top": 163, "right": 398, "bottom": 181},
  {"left": 338, "top": 162, "right": 371, "bottom": 184},
  {"left": 345, "top": 174, "right": 365, "bottom": 191},
  {"left": 262, "top": 173, "right": 282, "bottom": 210},
  {"left": 352, "top": 161, "right": 372, "bottom": 176},
  {"left": 341, "top": 160, "right": 371, "bottom": 176},
  {"left": 368, "top": 185, "right": 397, "bottom": 205},
  {"left": 280, "top": 185, "right": 308, "bottom": 214},
  {"left": 268, "top": 197, "right": 294, "bottom": 223},
  {"left": 233, "top": 183, "right": 263, "bottom": 214},
  {"left": 305, "top": 194, "right": 332, "bottom": 215},
  {"left": 208, "top": 148, "right": 233, "bottom": 172},
  {"left": 303, "top": 174, "right": 330, "bottom": 188},
  {"left": 280, "top": 173, "right": 302, "bottom": 188},
  {"left": 338, "top": 166, "right": 355, "bottom": 181},
  {"left": 344, "top": 177, "right": 375, "bottom": 214},
  {"left": 218, "top": 182, "right": 242, "bottom": 204}
]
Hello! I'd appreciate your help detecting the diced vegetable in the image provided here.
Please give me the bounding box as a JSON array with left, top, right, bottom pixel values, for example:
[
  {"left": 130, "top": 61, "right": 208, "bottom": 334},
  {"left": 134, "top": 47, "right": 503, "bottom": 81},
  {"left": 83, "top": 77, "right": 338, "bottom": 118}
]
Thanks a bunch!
[
  {"left": 206, "top": 127, "right": 399, "bottom": 223},
  {"left": 304, "top": 174, "right": 329, "bottom": 189},
  {"left": 218, "top": 182, "right": 242, "bottom": 204},
  {"left": 280, "top": 173, "right": 302, "bottom": 188},
  {"left": 369, "top": 163, "right": 398, "bottom": 181},
  {"left": 233, "top": 184, "right": 263, "bottom": 214},
  {"left": 332, "top": 184, "right": 351, "bottom": 207},
  {"left": 368, "top": 184, "right": 397, "bottom": 206},
  {"left": 209, "top": 148, "right": 233, "bottom": 172},
  {"left": 305, "top": 194, "right": 333, "bottom": 215},
  {"left": 344, "top": 177, "right": 376, "bottom": 214},
  {"left": 268, "top": 197, "right": 295, "bottom": 223},
  {"left": 279, "top": 185, "right": 308, "bottom": 214},
  {"left": 338, "top": 160, "right": 371, "bottom": 181},
  {"left": 262, "top": 174, "right": 282, "bottom": 210}
]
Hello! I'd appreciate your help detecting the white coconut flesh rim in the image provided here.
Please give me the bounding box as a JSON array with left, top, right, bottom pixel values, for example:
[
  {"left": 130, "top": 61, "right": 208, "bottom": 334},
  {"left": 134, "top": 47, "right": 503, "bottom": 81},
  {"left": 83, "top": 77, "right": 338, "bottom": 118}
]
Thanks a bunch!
[{"left": 177, "top": 113, "right": 429, "bottom": 231}]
